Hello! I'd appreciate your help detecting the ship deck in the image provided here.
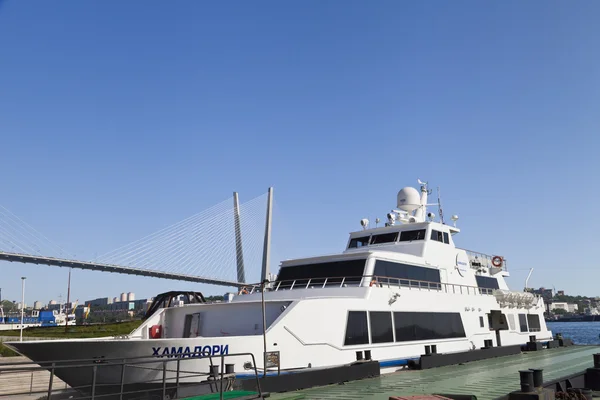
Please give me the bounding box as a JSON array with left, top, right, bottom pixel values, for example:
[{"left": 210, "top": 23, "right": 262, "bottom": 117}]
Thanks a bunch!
[{"left": 272, "top": 345, "right": 600, "bottom": 400}]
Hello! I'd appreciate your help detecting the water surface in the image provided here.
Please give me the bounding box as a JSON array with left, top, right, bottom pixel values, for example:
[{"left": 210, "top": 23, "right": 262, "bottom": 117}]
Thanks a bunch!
[{"left": 547, "top": 321, "right": 600, "bottom": 345}]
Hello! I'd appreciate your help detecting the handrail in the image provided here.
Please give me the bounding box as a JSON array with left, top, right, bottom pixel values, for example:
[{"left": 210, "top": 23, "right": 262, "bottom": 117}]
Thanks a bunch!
[
  {"left": 243, "top": 275, "right": 499, "bottom": 297},
  {"left": 0, "top": 351, "right": 263, "bottom": 400}
]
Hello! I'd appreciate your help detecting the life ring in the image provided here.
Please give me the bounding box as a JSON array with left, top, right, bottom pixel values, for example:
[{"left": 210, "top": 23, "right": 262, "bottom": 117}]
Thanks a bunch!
[{"left": 491, "top": 256, "right": 503, "bottom": 267}]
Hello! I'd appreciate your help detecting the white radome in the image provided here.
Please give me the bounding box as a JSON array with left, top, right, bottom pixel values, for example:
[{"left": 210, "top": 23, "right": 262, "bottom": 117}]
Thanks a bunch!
[{"left": 397, "top": 186, "right": 421, "bottom": 212}]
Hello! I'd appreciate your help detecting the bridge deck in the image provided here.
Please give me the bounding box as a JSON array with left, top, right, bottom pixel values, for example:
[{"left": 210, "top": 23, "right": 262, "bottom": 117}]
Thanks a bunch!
[
  {"left": 273, "top": 345, "right": 600, "bottom": 400},
  {"left": 0, "top": 251, "right": 241, "bottom": 287}
]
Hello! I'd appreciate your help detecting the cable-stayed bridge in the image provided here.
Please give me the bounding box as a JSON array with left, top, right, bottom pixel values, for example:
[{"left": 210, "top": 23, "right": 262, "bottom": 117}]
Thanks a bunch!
[{"left": 0, "top": 189, "right": 274, "bottom": 288}]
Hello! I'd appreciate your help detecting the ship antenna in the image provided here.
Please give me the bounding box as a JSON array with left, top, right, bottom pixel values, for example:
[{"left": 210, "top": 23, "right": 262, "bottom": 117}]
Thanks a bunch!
[{"left": 437, "top": 187, "right": 445, "bottom": 224}]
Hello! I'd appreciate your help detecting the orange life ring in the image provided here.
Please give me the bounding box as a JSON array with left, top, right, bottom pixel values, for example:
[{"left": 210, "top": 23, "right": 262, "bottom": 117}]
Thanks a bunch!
[{"left": 492, "top": 256, "right": 503, "bottom": 267}]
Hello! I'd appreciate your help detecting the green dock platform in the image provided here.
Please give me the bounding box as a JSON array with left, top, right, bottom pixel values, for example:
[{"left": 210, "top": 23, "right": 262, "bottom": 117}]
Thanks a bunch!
[{"left": 271, "top": 346, "right": 600, "bottom": 400}]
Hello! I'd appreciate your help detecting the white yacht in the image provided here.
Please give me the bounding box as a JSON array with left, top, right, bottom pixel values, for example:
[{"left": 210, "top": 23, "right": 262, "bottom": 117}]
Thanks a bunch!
[{"left": 6, "top": 180, "right": 552, "bottom": 389}]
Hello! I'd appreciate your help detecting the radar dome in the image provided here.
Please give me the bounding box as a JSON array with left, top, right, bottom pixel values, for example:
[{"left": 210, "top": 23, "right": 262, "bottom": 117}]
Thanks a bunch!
[{"left": 397, "top": 187, "right": 421, "bottom": 212}]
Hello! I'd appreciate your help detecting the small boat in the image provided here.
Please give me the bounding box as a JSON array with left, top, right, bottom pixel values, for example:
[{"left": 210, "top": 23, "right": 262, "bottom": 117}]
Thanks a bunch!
[{"left": 0, "top": 307, "right": 76, "bottom": 331}]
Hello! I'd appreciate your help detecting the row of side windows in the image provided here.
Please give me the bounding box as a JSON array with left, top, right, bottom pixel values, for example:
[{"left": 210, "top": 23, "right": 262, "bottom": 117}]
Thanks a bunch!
[
  {"left": 344, "top": 311, "right": 466, "bottom": 346},
  {"left": 349, "top": 228, "right": 450, "bottom": 248}
]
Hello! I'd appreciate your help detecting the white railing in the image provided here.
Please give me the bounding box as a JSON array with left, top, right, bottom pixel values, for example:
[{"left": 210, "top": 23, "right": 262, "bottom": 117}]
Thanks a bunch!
[{"left": 243, "top": 275, "right": 496, "bottom": 297}]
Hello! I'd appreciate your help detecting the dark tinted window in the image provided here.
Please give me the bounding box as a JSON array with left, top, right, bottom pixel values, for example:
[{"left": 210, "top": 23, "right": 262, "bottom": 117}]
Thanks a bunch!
[
  {"left": 475, "top": 276, "right": 499, "bottom": 290},
  {"left": 399, "top": 229, "right": 426, "bottom": 242},
  {"left": 277, "top": 259, "right": 366, "bottom": 288},
  {"left": 518, "top": 314, "right": 528, "bottom": 332},
  {"left": 394, "top": 312, "right": 466, "bottom": 341},
  {"left": 371, "top": 232, "right": 398, "bottom": 245},
  {"left": 479, "top": 316, "right": 484, "bottom": 328},
  {"left": 374, "top": 260, "right": 441, "bottom": 288},
  {"left": 369, "top": 312, "right": 393, "bottom": 343},
  {"left": 443, "top": 232, "right": 449, "bottom": 244},
  {"left": 431, "top": 230, "right": 443, "bottom": 242},
  {"left": 527, "top": 314, "right": 541, "bottom": 332},
  {"left": 348, "top": 237, "right": 370, "bottom": 248},
  {"left": 344, "top": 311, "right": 369, "bottom": 345}
]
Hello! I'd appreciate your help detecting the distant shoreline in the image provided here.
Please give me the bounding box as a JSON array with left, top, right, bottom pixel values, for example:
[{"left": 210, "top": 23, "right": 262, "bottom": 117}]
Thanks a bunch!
[{"left": 547, "top": 318, "right": 600, "bottom": 323}]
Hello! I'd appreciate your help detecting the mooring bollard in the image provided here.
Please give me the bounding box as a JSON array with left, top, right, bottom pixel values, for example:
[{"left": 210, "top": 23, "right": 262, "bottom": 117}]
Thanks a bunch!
[
  {"left": 529, "top": 335, "right": 536, "bottom": 343},
  {"left": 225, "top": 364, "right": 235, "bottom": 374},
  {"left": 209, "top": 364, "right": 219, "bottom": 377},
  {"left": 355, "top": 351, "right": 363, "bottom": 361},
  {"left": 594, "top": 353, "right": 600, "bottom": 369},
  {"left": 519, "top": 370, "right": 534, "bottom": 392},
  {"left": 529, "top": 368, "right": 543, "bottom": 388}
]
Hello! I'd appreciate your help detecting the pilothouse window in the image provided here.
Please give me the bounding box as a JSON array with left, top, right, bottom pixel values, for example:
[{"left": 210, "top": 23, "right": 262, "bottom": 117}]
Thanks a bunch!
[
  {"left": 371, "top": 232, "right": 398, "bottom": 245},
  {"left": 399, "top": 229, "right": 426, "bottom": 242},
  {"left": 431, "top": 230, "right": 444, "bottom": 242},
  {"left": 348, "top": 236, "right": 370, "bottom": 248}
]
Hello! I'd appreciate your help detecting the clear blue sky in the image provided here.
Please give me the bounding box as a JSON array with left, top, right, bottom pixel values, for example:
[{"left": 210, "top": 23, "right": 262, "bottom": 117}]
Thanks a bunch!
[{"left": 0, "top": 1, "right": 599, "bottom": 305}]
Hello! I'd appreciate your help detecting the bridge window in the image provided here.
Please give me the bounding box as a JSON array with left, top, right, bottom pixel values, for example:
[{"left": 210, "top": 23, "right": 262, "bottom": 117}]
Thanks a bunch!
[
  {"left": 518, "top": 314, "right": 528, "bottom": 332},
  {"left": 371, "top": 232, "right": 398, "bottom": 245},
  {"left": 344, "top": 311, "right": 369, "bottom": 346},
  {"left": 443, "top": 232, "right": 449, "bottom": 244},
  {"left": 394, "top": 312, "right": 465, "bottom": 342},
  {"left": 527, "top": 314, "right": 541, "bottom": 332},
  {"left": 373, "top": 260, "right": 441, "bottom": 287},
  {"left": 431, "top": 230, "right": 444, "bottom": 242},
  {"left": 475, "top": 276, "right": 499, "bottom": 290},
  {"left": 369, "top": 311, "right": 394, "bottom": 343},
  {"left": 276, "top": 259, "right": 366, "bottom": 288},
  {"left": 399, "top": 229, "right": 426, "bottom": 242},
  {"left": 348, "top": 236, "right": 370, "bottom": 248}
]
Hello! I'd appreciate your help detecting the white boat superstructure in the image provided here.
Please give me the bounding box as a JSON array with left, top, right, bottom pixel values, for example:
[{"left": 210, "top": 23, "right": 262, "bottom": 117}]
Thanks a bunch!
[{"left": 7, "top": 179, "right": 552, "bottom": 390}]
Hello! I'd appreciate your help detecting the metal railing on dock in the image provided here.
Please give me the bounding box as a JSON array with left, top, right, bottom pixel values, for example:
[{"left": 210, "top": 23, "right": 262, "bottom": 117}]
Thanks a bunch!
[{"left": 0, "top": 351, "right": 263, "bottom": 400}]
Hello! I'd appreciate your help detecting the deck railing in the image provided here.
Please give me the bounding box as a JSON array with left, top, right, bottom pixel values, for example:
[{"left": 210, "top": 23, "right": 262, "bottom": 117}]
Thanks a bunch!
[
  {"left": 244, "top": 275, "right": 496, "bottom": 296},
  {"left": 0, "top": 351, "right": 263, "bottom": 400}
]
